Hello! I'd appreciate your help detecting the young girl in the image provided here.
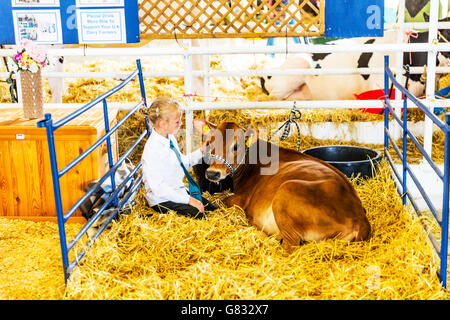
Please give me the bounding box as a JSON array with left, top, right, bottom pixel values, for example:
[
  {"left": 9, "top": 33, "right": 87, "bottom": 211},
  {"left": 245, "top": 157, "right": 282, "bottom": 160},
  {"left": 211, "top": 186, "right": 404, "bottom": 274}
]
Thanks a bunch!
[{"left": 141, "top": 96, "right": 216, "bottom": 219}]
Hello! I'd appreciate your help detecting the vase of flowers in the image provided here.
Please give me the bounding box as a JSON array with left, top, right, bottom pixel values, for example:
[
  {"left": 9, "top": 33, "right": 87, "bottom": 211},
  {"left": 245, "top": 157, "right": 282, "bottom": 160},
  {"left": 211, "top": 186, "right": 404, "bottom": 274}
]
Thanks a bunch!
[{"left": 7, "top": 40, "right": 50, "bottom": 119}]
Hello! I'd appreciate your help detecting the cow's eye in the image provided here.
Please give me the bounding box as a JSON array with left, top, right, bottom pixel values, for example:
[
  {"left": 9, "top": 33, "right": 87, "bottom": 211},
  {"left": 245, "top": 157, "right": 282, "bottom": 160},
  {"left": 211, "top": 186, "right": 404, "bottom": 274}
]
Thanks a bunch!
[{"left": 267, "top": 76, "right": 272, "bottom": 80}]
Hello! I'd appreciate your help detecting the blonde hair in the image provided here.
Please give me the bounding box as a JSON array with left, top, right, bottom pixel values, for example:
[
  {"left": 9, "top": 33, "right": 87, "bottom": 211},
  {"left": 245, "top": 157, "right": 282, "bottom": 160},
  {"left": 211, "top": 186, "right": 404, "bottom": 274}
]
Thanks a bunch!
[{"left": 147, "top": 97, "right": 181, "bottom": 125}]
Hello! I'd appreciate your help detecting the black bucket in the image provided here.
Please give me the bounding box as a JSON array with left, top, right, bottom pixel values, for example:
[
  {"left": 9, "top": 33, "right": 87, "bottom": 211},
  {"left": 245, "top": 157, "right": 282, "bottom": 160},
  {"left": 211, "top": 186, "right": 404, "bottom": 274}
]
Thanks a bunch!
[{"left": 302, "top": 145, "right": 382, "bottom": 179}]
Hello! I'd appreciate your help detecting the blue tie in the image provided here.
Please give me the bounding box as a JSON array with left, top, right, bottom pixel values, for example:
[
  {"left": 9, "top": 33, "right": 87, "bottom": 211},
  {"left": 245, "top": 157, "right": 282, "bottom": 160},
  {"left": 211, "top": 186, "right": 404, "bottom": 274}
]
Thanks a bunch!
[{"left": 169, "top": 139, "right": 203, "bottom": 202}]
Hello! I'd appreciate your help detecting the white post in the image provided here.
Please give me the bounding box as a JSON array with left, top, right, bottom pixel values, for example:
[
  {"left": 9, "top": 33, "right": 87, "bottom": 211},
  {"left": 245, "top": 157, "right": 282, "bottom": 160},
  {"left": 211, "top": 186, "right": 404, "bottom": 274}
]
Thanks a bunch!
[
  {"left": 394, "top": 0, "right": 405, "bottom": 140},
  {"left": 184, "top": 39, "right": 194, "bottom": 153},
  {"left": 423, "top": 0, "right": 440, "bottom": 158},
  {"left": 203, "top": 39, "right": 210, "bottom": 118}
]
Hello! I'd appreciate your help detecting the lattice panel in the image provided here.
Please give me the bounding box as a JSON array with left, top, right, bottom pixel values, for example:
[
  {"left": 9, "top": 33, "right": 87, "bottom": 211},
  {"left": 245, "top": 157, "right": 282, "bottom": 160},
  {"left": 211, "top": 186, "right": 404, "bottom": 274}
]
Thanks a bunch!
[{"left": 138, "top": 0, "right": 324, "bottom": 40}]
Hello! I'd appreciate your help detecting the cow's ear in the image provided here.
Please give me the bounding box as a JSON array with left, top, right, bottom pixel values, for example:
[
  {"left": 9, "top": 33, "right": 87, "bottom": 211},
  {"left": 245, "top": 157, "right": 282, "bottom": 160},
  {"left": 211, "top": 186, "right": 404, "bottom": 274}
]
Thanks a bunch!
[
  {"left": 423, "top": 12, "right": 429, "bottom": 22},
  {"left": 245, "top": 128, "right": 258, "bottom": 147},
  {"left": 193, "top": 119, "right": 217, "bottom": 134}
]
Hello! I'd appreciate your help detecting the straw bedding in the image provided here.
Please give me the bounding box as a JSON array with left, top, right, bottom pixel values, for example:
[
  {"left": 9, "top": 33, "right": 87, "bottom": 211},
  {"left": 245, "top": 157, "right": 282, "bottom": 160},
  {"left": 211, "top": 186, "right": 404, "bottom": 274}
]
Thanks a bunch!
[
  {"left": 64, "top": 107, "right": 450, "bottom": 299},
  {"left": 1, "top": 159, "right": 448, "bottom": 299},
  {"left": 1, "top": 51, "right": 449, "bottom": 300},
  {"left": 0, "top": 219, "right": 82, "bottom": 299},
  {"left": 60, "top": 160, "right": 448, "bottom": 300}
]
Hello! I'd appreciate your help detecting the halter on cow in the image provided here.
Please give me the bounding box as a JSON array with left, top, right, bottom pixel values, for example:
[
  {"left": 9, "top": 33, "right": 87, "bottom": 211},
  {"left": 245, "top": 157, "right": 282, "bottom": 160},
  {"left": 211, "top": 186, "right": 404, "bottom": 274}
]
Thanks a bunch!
[{"left": 194, "top": 119, "right": 371, "bottom": 249}]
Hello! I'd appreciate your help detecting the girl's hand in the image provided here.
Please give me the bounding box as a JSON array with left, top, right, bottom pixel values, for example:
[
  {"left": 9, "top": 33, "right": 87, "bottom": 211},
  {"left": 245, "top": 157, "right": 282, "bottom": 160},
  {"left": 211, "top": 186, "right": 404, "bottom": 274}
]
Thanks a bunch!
[{"left": 189, "top": 197, "right": 205, "bottom": 213}]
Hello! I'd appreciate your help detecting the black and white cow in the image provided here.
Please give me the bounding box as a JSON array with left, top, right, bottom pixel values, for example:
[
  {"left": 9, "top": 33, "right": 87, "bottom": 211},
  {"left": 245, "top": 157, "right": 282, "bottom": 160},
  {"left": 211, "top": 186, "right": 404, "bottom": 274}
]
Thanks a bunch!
[
  {"left": 403, "top": 14, "right": 450, "bottom": 86},
  {"left": 260, "top": 14, "right": 450, "bottom": 100}
]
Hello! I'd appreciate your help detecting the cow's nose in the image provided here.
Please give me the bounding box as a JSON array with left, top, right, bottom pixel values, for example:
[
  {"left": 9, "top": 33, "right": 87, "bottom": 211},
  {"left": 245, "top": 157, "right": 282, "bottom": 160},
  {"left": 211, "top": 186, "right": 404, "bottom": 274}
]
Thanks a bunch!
[{"left": 205, "top": 170, "right": 221, "bottom": 181}]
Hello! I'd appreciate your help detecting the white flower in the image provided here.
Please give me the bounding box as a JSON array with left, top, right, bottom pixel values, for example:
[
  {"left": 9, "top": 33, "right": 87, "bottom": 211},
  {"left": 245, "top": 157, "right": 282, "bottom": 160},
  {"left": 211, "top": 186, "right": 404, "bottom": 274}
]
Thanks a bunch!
[
  {"left": 29, "top": 61, "right": 38, "bottom": 73},
  {"left": 19, "top": 60, "right": 28, "bottom": 70}
]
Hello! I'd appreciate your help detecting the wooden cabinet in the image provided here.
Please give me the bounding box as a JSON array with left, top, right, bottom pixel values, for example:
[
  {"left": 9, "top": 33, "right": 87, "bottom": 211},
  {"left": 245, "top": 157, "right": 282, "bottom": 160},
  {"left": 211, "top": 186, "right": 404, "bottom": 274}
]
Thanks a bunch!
[{"left": 0, "top": 107, "right": 119, "bottom": 223}]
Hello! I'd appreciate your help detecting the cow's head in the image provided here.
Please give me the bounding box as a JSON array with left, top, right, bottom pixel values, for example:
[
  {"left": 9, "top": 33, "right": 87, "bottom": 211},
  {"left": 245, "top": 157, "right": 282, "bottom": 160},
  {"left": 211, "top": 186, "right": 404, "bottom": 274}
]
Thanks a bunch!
[
  {"left": 258, "top": 55, "right": 313, "bottom": 99},
  {"left": 194, "top": 119, "right": 258, "bottom": 182}
]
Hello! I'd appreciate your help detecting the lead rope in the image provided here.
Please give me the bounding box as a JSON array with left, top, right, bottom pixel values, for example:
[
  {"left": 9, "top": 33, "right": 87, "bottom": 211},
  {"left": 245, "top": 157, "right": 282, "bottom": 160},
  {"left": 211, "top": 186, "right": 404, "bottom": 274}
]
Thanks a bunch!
[{"left": 269, "top": 102, "right": 302, "bottom": 151}]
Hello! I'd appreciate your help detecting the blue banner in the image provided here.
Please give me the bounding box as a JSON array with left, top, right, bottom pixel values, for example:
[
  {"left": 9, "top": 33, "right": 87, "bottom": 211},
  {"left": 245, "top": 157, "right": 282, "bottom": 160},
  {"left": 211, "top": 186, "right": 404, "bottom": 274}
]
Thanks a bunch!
[
  {"left": 325, "top": 0, "right": 384, "bottom": 38},
  {"left": 0, "top": 0, "right": 139, "bottom": 45}
]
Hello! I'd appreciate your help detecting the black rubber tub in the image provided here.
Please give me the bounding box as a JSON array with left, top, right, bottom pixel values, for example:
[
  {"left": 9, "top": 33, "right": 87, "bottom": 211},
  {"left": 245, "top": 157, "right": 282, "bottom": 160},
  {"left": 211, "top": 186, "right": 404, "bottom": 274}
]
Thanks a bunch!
[{"left": 302, "top": 145, "right": 382, "bottom": 179}]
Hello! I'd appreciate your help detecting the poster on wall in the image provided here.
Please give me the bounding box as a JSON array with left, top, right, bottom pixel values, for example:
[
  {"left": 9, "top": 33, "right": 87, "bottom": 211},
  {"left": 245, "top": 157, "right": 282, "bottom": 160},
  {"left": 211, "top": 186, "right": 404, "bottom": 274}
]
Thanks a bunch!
[
  {"left": 11, "top": 0, "right": 60, "bottom": 7},
  {"left": 12, "top": 10, "right": 63, "bottom": 44},
  {"left": 0, "top": 0, "right": 139, "bottom": 45},
  {"left": 76, "top": 8, "right": 126, "bottom": 44}
]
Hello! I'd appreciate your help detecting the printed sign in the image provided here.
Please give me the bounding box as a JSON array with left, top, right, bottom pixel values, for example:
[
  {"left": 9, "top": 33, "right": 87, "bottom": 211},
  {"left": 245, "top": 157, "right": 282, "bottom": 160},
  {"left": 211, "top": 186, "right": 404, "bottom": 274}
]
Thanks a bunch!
[
  {"left": 0, "top": 0, "right": 139, "bottom": 45},
  {"left": 76, "top": 9, "right": 126, "bottom": 43},
  {"left": 12, "top": 0, "right": 60, "bottom": 7},
  {"left": 12, "top": 10, "right": 63, "bottom": 44}
]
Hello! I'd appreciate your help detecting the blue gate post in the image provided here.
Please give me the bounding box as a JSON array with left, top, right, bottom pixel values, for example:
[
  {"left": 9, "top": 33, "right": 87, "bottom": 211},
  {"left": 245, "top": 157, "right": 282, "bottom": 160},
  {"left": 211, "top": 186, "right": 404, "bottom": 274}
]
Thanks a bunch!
[
  {"left": 441, "top": 113, "right": 450, "bottom": 288},
  {"left": 35, "top": 62, "right": 147, "bottom": 282},
  {"left": 136, "top": 59, "right": 151, "bottom": 137},
  {"left": 402, "top": 94, "right": 407, "bottom": 205},
  {"left": 102, "top": 98, "right": 118, "bottom": 207},
  {"left": 384, "top": 56, "right": 389, "bottom": 154},
  {"left": 136, "top": 59, "right": 147, "bottom": 108},
  {"left": 37, "top": 114, "right": 70, "bottom": 283}
]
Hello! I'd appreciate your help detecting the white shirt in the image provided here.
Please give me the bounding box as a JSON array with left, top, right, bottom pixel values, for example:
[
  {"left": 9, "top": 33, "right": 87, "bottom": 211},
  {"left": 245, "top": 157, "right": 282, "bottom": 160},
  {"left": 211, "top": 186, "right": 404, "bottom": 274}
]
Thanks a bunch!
[{"left": 141, "top": 130, "right": 203, "bottom": 206}]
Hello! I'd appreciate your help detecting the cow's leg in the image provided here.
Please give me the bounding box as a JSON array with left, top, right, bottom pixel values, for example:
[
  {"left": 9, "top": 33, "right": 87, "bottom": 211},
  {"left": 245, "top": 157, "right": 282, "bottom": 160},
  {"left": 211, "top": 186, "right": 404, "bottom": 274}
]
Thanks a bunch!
[
  {"left": 224, "top": 192, "right": 245, "bottom": 208},
  {"left": 271, "top": 180, "right": 370, "bottom": 250}
]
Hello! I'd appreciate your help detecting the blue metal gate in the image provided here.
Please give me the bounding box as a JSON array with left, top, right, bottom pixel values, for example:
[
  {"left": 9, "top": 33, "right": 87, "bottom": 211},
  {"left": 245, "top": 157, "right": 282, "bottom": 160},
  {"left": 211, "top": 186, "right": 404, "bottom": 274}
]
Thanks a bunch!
[
  {"left": 37, "top": 60, "right": 148, "bottom": 283},
  {"left": 383, "top": 55, "right": 449, "bottom": 288}
]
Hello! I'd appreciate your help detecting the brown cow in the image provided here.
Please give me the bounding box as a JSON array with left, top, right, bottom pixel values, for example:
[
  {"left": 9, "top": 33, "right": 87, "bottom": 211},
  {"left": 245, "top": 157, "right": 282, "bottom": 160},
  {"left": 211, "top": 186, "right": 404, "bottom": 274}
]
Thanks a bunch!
[{"left": 194, "top": 119, "right": 371, "bottom": 249}]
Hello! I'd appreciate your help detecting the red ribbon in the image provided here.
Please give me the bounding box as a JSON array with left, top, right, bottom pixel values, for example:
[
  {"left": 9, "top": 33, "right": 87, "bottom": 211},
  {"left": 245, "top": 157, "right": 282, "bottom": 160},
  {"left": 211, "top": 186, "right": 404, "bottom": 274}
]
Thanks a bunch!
[
  {"left": 182, "top": 93, "right": 199, "bottom": 98},
  {"left": 405, "top": 30, "right": 419, "bottom": 65}
]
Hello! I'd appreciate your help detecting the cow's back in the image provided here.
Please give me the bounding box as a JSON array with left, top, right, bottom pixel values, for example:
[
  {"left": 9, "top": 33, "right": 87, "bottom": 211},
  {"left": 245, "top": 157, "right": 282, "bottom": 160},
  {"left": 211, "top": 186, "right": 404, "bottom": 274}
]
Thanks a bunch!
[{"left": 238, "top": 145, "right": 370, "bottom": 246}]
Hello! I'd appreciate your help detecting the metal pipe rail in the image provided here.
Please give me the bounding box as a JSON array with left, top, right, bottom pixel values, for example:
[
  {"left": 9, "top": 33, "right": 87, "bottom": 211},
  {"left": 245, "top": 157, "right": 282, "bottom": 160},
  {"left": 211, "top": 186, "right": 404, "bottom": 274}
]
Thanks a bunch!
[
  {"left": 385, "top": 67, "right": 447, "bottom": 132},
  {"left": 383, "top": 55, "right": 449, "bottom": 288},
  {"left": 67, "top": 162, "right": 143, "bottom": 253},
  {"left": 53, "top": 69, "right": 140, "bottom": 130},
  {"left": 385, "top": 99, "right": 443, "bottom": 226},
  {"left": 383, "top": 148, "right": 442, "bottom": 254},
  {"left": 2, "top": 67, "right": 450, "bottom": 80},
  {"left": 58, "top": 100, "right": 144, "bottom": 178},
  {"left": 386, "top": 100, "right": 444, "bottom": 179},
  {"left": 3, "top": 99, "right": 450, "bottom": 111},
  {"left": 1, "top": 42, "right": 449, "bottom": 57},
  {"left": 36, "top": 59, "right": 148, "bottom": 283},
  {"left": 67, "top": 172, "right": 144, "bottom": 276},
  {"left": 64, "top": 130, "right": 147, "bottom": 223}
]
